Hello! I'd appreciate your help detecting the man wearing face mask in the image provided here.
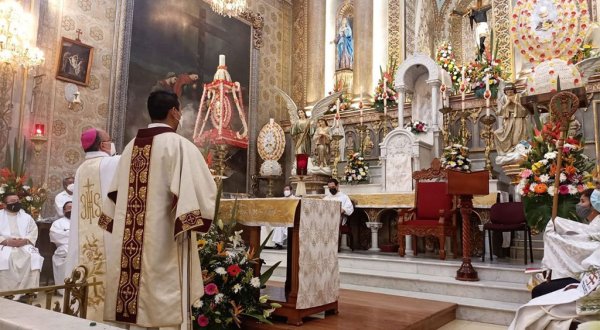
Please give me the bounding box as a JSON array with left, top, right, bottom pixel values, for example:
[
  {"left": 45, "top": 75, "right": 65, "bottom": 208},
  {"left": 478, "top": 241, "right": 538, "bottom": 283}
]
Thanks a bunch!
[
  {"left": 50, "top": 201, "right": 71, "bottom": 294},
  {"left": 0, "top": 192, "right": 43, "bottom": 292},
  {"left": 324, "top": 179, "right": 354, "bottom": 251},
  {"left": 273, "top": 185, "right": 294, "bottom": 249},
  {"left": 54, "top": 176, "right": 74, "bottom": 217},
  {"left": 64, "top": 127, "right": 121, "bottom": 321},
  {"left": 99, "top": 91, "right": 216, "bottom": 329}
]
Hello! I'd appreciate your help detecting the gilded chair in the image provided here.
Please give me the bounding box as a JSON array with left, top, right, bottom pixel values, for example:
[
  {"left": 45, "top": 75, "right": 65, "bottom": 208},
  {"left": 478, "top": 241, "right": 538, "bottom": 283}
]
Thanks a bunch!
[{"left": 397, "top": 159, "right": 458, "bottom": 260}]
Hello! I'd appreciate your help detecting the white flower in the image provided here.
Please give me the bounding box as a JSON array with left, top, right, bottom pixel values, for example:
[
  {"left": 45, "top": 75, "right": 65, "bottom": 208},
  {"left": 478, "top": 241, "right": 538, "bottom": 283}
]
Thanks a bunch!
[
  {"left": 0, "top": 187, "right": 4, "bottom": 194},
  {"left": 548, "top": 186, "right": 556, "bottom": 196},
  {"left": 539, "top": 174, "right": 550, "bottom": 183},
  {"left": 229, "top": 230, "right": 243, "bottom": 249},
  {"left": 192, "top": 299, "right": 203, "bottom": 308},
  {"left": 544, "top": 152, "right": 557, "bottom": 160},
  {"left": 568, "top": 185, "right": 578, "bottom": 195},
  {"left": 560, "top": 173, "right": 567, "bottom": 183},
  {"left": 22, "top": 185, "right": 30, "bottom": 191},
  {"left": 462, "top": 165, "right": 469, "bottom": 170},
  {"left": 233, "top": 283, "right": 242, "bottom": 294},
  {"left": 530, "top": 183, "right": 537, "bottom": 192},
  {"left": 263, "top": 308, "right": 276, "bottom": 318},
  {"left": 25, "top": 196, "right": 33, "bottom": 201},
  {"left": 215, "top": 267, "right": 227, "bottom": 275},
  {"left": 357, "top": 175, "right": 362, "bottom": 180},
  {"left": 214, "top": 293, "right": 224, "bottom": 304},
  {"left": 347, "top": 177, "right": 353, "bottom": 182},
  {"left": 250, "top": 277, "right": 261, "bottom": 288},
  {"left": 259, "top": 295, "right": 269, "bottom": 304},
  {"left": 516, "top": 180, "right": 526, "bottom": 195},
  {"left": 540, "top": 159, "right": 548, "bottom": 165}
]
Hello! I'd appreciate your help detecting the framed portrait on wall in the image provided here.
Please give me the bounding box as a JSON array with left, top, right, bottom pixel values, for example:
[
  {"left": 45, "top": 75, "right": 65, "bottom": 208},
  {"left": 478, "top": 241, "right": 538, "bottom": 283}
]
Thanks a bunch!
[
  {"left": 55, "top": 37, "right": 93, "bottom": 86},
  {"left": 108, "top": 0, "right": 262, "bottom": 194}
]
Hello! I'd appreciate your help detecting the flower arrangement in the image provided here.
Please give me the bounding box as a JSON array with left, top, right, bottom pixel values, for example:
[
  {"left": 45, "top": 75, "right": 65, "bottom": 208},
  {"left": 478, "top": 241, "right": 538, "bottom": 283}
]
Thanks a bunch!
[
  {"left": 570, "top": 44, "right": 594, "bottom": 64},
  {"left": 326, "top": 78, "right": 351, "bottom": 114},
  {"left": 464, "top": 56, "right": 504, "bottom": 99},
  {"left": 435, "top": 42, "right": 462, "bottom": 91},
  {"left": 343, "top": 152, "right": 368, "bottom": 184},
  {"left": 517, "top": 121, "right": 595, "bottom": 232},
  {"left": 192, "top": 196, "right": 281, "bottom": 329},
  {"left": 0, "top": 141, "right": 47, "bottom": 216},
  {"left": 441, "top": 144, "right": 471, "bottom": 172},
  {"left": 373, "top": 59, "right": 398, "bottom": 112},
  {"left": 405, "top": 121, "right": 428, "bottom": 134}
]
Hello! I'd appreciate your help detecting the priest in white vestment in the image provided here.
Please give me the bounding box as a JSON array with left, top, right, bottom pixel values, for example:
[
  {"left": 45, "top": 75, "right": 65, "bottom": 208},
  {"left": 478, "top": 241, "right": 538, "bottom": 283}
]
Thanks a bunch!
[
  {"left": 0, "top": 192, "right": 43, "bottom": 292},
  {"left": 510, "top": 189, "right": 600, "bottom": 329},
  {"left": 323, "top": 178, "right": 354, "bottom": 225},
  {"left": 65, "top": 127, "right": 120, "bottom": 321},
  {"left": 54, "top": 177, "right": 74, "bottom": 217},
  {"left": 99, "top": 91, "right": 216, "bottom": 329},
  {"left": 50, "top": 201, "right": 71, "bottom": 289}
]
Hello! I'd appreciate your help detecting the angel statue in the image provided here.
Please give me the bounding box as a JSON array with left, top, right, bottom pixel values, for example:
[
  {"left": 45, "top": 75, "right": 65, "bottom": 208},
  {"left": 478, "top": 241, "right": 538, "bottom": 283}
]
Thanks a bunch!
[
  {"left": 493, "top": 83, "right": 529, "bottom": 156},
  {"left": 313, "top": 119, "right": 332, "bottom": 168},
  {"left": 274, "top": 87, "right": 343, "bottom": 174}
]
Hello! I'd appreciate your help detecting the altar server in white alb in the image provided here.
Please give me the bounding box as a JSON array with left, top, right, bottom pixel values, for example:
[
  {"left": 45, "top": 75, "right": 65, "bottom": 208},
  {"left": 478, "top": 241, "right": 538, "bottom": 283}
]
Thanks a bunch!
[
  {"left": 50, "top": 201, "right": 71, "bottom": 288},
  {"left": 65, "top": 127, "right": 120, "bottom": 321},
  {"left": 99, "top": 91, "right": 216, "bottom": 329},
  {"left": 0, "top": 192, "right": 43, "bottom": 291},
  {"left": 54, "top": 176, "right": 74, "bottom": 217},
  {"left": 324, "top": 178, "right": 354, "bottom": 225}
]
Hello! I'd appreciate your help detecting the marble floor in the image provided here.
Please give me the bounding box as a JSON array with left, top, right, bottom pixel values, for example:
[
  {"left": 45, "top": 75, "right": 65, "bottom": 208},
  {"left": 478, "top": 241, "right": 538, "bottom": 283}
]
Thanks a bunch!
[{"left": 438, "top": 320, "right": 506, "bottom": 329}]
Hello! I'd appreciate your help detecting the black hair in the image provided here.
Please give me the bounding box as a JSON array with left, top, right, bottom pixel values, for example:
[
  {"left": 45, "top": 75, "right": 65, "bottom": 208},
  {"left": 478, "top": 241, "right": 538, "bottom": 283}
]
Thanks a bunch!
[
  {"left": 284, "top": 184, "right": 292, "bottom": 190},
  {"left": 147, "top": 91, "right": 179, "bottom": 121},
  {"left": 2, "top": 191, "right": 18, "bottom": 202},
  {"left": 582, "top": 188, "right": 595, "bottom": 199},
  {"left": 83, "top": 130, "right": 101, "bottom": 153},
  {"left": 63, "top": 201, "right": 72, "bottom": 211},
  {"left": 328, "top": 178, "right": 339, "bottom": 186}
]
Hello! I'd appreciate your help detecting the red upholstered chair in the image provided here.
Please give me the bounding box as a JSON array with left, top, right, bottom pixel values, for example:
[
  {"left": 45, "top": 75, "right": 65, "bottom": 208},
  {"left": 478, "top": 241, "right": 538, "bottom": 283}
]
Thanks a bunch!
[
  {"left": 483, "top": 202, "right": 533, "bottom": 264},
  {"left": 397, "top": 159, "right": 458, "bottom": 260}
]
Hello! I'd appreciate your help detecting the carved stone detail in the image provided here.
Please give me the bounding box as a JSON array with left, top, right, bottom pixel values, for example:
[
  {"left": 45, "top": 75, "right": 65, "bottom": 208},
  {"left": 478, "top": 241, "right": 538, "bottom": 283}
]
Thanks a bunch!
[
  {"left": 291, "top": 0, "right": 307, "bottom": 109},
  {"left": 491, "top": 0, "right": 513, "bottom": 78},
  {"left": 388, "top": 0, "right": 403, "bottom": 62},
  {"left": 239, "top": 11, "right": 264, "bottom": 49}
]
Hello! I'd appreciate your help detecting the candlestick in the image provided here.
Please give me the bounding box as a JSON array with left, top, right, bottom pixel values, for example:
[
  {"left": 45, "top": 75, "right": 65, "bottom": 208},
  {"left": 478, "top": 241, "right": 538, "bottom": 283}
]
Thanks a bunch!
[{"left": 360, "top": 107, "right": 363, "bottom": 125}]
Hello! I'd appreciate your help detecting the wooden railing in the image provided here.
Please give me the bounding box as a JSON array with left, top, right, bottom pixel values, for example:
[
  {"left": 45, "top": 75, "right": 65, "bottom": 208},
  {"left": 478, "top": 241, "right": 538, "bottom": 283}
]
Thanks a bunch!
[{"left": 0, "top": 265, "right": 100, "bottom": 319}]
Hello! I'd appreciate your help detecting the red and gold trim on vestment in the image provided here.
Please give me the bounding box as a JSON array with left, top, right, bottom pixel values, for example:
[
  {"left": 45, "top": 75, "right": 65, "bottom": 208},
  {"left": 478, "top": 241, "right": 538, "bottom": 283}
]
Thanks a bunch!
[
  {"left": 98, "top": 213, "right": 113, "bottom": 233},
  {"left": 174, "top": 210, "right": 212, "bottom": 237}
]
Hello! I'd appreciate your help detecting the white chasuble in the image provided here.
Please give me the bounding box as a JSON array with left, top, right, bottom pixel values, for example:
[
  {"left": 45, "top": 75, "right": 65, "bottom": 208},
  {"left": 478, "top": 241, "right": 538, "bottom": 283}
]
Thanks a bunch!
[{"left": 100, "top": 126, "right": 216, "bottom": 328}]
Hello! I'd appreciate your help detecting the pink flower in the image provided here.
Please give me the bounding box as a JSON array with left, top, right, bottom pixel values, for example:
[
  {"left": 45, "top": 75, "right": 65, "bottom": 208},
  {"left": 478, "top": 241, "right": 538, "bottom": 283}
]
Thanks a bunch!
[
  {"left": 577, "top": 184, "right": 585, "bottom": 193},
  {"left": 520, "top": 169, "right": 533, "bottom": 178},
  {"left": 197, "top": 315, "right": 209, "bottom": 327},
  {"left": 558, "top": 185, "right": 570, "bottom": 195},
  {"left": 204, "top": 283, "right": 218, "bottom": 295}
]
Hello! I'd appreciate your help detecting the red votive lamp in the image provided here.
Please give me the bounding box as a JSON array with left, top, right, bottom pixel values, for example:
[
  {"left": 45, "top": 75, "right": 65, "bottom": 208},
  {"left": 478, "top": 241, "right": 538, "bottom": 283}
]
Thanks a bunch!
[
  {"left": 296, "top": 153, "right": 308, "bottom": 176},
  {"left": 34, "top": 124, "right": 45, "bottom": 137}
]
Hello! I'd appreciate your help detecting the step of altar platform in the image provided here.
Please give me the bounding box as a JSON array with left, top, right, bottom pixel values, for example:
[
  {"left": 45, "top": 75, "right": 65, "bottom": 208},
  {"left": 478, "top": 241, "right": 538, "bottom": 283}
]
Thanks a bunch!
[
  {"left": 260, "top": 250, "right": 536, "bottom": 326},
  {"left": 510, "top": 232, "right": 545, "bottom": 261}
]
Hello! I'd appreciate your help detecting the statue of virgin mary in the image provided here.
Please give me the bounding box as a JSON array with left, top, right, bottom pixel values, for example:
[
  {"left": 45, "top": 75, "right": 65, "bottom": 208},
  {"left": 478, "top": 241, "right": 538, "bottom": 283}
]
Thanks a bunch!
[{"left": 335, "top": 17, "right": 354, "bottom": 70}]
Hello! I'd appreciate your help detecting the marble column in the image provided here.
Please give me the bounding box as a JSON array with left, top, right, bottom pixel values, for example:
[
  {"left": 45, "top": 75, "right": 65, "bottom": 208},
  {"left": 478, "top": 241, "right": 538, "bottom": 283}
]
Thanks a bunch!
[
  {"left": 353, "top": 0, "right": 374, "bottom": 98},
  {"left": 426, "top": 79, "right": 441, "bottom": 157},
  {"left": 306, "top": 0, "right": 326, "bottom": 104},
  {"left": 397, "top": 86, "right": 405, "bottom": 128},
  {"left": 365, "top": 222, "right": 383, "bottom": 252}
]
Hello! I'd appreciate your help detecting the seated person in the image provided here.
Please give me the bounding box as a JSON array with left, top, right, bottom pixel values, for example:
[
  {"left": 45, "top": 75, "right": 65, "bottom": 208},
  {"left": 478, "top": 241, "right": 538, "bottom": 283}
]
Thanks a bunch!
[
  {"left": 50, "top": 201, "right": 71, "bottom": 289},
  {"left": 54, "top": 176, "right": 74, "bottom": 217},
  {"left": 272, "top": 185, "right": 294, "bottom": 249},
  {"left": 0, "top": 192, "right": 43, "bottom": 292}
]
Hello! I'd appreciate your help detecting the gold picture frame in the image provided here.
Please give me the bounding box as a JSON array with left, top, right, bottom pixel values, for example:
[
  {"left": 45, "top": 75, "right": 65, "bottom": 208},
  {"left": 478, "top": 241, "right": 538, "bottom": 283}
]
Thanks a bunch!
[{"left": 55, "top": 37, "right": 94, "bottom": 86}]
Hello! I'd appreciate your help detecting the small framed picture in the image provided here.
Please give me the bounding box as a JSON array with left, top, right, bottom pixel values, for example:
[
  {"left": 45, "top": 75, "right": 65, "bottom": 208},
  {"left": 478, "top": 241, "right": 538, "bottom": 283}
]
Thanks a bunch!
[{"left": 55, "top": 37, "right": 93, "bottom": 86}]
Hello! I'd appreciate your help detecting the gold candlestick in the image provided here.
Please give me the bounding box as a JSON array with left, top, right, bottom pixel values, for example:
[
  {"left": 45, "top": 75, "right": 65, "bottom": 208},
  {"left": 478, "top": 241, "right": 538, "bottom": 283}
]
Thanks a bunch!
[
  {"left": 458, "top": 110, "right": 471, "bottom": 146},
  {"left": 356, "top": 124, "right": 367, "bottom": 154},
  {"left": 379, "top": 114, "right": 390, "bottom": 138},
  {"left": 212, "top": 144, "right": 229, "bottom": 178},
  {"left": 439, "top": 106, "right": 453, "bottom": 148},
  {"left": 479, "top": 114, "right": 497, "bottom": 176}
]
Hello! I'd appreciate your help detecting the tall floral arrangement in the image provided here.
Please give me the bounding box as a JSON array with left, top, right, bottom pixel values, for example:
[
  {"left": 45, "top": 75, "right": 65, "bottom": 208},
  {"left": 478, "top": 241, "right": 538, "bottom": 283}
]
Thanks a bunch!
[
  {"left": 327, "top": 78, "right": 351, "bottom": 113},
  {"left": 441, "top": 144, "right": 471, "bottom": 172},
  {"left": 192, "top": 194, "right": 280, "bottom": 329},
  {"left": 343, "top": 152, "right": 368, "bottom": 184},
  {"left": 436, "top": 42, "right": 462, "bottom": 91},
  {"left": 517, "top": 121, "right": 595, "bottom": 232},
  {"left": 373, "top": 59, "right": 398, "bottom": 112},
  {"left": 464, "top": 30, "right": 506, "bottom": 98}
]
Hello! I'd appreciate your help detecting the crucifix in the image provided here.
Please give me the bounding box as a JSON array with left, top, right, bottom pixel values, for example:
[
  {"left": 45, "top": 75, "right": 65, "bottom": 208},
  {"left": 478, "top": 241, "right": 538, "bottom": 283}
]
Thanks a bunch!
[
  {"left": 451, "top": 0, "right": 492, "bottom": 58},
  {"left": 75, "top": 28, "right": 83, "bottom": 41}
]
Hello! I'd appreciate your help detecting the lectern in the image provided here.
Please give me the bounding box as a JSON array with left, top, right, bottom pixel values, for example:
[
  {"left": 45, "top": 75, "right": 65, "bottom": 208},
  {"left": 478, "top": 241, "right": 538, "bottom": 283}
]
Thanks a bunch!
[{"left": 447, "top": 170, "right": 489, "bottom": 281}]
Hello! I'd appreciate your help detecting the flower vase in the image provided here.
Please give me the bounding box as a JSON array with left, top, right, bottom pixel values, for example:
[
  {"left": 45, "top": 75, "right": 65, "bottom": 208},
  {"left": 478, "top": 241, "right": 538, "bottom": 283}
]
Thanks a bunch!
[{"left": 474, "top": 85, "right": 498, "bottom": 99}]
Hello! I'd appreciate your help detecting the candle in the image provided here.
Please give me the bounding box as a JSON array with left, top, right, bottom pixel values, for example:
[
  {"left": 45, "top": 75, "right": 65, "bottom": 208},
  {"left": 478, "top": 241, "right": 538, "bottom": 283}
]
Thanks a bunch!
[
  {"left": 485, "top": 75, "right": 491, "bottom": 116},
  {"left": 34, "top": 124, "right": 44, "bottom": 136},
  {"left": 440, "top": 84, "right": 447, "bottom": 108},
  {"left": 336, "top": 98, "right": 340, "bottom": 115}
]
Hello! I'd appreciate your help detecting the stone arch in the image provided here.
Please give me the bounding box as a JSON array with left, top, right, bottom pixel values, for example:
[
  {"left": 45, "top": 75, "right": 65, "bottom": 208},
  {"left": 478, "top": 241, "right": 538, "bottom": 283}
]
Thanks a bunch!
[{"left": 394, "top": 53, "right": 440, "bottom": 90}]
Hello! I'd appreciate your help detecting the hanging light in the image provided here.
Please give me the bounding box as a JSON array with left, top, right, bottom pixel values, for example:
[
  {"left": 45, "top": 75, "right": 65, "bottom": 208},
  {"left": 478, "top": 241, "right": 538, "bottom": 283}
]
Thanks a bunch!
[
  {"left": 0, "top": 0, "right": 44, "bottom": 68},
  {"left": 204, "top": 0, "right": 248, "bottom": 18}
]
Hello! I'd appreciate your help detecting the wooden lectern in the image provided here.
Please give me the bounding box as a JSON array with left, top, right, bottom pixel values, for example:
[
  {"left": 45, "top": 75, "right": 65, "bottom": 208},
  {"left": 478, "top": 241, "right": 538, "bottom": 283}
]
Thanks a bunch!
[{"left": 447, "top": 170, "right": 489, "bottom": 281}]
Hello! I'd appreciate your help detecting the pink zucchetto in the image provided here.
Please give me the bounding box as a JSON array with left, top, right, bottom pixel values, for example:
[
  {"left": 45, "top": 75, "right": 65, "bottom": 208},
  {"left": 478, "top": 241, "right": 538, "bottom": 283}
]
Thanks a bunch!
[{"left": 80, "top": 128, "right": 97, "bottom": 150}]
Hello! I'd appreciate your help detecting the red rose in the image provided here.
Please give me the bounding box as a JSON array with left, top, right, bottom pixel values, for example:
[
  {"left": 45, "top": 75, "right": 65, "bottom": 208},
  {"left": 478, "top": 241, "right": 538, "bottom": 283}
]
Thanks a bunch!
[
  {"left": 197, "top": 315, "right": 209, "bottom": 327},
  {"left": 227, "top": 264, "right": 242, "bottom": 277}
]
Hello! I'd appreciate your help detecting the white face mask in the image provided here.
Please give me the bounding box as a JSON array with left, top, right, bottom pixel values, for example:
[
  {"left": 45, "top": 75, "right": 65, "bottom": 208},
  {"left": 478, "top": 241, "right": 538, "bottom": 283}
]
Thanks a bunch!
[
  {"left": 110, "top": 142, "right": 116, "bottom": 156},
  {"left": 283, "top": 190, "right": 291, "bottom": 197},
  {"left": 66, "top": 183, "right": 74, "bottom": 193}
]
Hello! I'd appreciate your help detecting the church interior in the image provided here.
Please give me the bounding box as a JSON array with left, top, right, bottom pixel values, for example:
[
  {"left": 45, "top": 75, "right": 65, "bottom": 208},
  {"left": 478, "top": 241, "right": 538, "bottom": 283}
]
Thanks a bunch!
[{"left": 1, "top": 0, "right": 600, "bottom": 329}]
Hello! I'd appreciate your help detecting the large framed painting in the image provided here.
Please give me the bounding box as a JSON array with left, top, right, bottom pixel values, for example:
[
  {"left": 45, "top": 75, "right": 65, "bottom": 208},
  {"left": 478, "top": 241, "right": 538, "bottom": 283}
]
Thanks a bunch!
[
  {"left": 108, "top": 0, "right": 262, "bottom": 194},
  {"left": 56, "top": 37, "right": 93, "bottom": 86}
]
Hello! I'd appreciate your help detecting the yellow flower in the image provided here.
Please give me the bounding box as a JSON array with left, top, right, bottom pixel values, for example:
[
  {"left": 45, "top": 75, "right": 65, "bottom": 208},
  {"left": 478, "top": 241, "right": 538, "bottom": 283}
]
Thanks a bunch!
[{"left": 197, "top": 239, "right": 207, "bottom": 249}]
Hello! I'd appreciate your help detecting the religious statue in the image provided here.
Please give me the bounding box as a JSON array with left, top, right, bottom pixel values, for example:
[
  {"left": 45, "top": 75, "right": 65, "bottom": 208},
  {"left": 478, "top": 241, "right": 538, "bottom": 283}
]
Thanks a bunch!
[
  {"left": 362, "top": 133, "right": 374, "bottom": 156},
  {"left": 291, "top": 109, "right": 312, "bottom": 154},
  {"left": 335, "top": 16, "right": 354, "bottom": 70},
  {"left": 495, "top": 141, "right": 531, "bottom": 166},
  {"left": 151, "top": 72, "right": 177, "bottom": 93},
  {"left": 453, "top": 0, "right": 492, "bottom": 58},
  {"left": 313, "top": 119, "right": 331, "bottom": 168},
  {"left": 493, "top": 84, "right": 529, "bottom": 155}
]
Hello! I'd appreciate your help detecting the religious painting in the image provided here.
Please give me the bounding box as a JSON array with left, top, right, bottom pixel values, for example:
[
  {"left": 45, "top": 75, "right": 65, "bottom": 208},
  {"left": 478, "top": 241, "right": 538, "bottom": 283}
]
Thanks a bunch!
[
  {"left": 55, "top": 37, "right": 93, "bottom": 86},
  {"left": 112, "top": 0, "right": 257, "bottom": 194},
  {"left": 335, "top": 13, "right": 354, "bottom": 71}
]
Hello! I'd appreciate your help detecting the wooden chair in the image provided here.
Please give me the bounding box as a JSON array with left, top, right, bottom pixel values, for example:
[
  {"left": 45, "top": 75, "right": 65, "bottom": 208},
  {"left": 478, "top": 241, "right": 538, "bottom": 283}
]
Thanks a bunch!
[
  {"left": 397, "top": 159, "right": 458, "bottom": 260},
  {"left": 483, "top": 202, "right": 534, "bottom": 264}
]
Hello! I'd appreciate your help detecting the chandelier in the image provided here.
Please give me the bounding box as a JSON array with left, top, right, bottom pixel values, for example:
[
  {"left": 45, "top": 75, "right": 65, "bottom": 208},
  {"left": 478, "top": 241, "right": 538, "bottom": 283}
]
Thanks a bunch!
[
  {"left": 204, "top": 0, "right": 248, "bottom": 18},
  {"left": 0, "top": 0, "right": 44, "bottom": 68}
]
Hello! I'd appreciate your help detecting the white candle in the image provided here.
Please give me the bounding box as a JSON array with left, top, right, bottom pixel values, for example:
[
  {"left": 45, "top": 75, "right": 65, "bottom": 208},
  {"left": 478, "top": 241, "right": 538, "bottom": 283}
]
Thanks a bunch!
[
  {"left": 485, "top": 75, "right": 491, "bottom": 116},
  {"left": 383, "top": 77, "right": 387, "bottom": 112},
  {"left": 336, "top": 98, "right": 340, "bottom": 115},
  {"left": 219, "top": 54, "right": 226, "bottom": 66},
  {"left": 359, "top": 91, "right": 363, "bottom": 125}
]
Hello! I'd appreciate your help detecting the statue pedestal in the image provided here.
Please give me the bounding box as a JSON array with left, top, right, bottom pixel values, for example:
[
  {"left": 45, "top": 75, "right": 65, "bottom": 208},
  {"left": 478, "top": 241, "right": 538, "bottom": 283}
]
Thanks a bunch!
[
  {"left": 289, "top": 175, "right": 330, "bottom": 195},
  {"left": 365, "top": 222, "right": 383, "bottom": 252}
]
